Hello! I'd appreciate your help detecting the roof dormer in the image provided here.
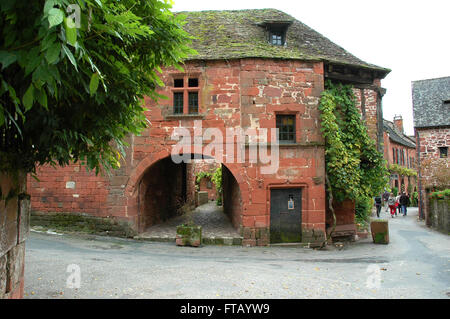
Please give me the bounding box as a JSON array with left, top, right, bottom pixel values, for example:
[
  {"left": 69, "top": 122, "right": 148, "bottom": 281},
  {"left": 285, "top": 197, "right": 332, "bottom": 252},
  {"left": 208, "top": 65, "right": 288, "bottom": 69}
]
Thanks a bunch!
[{"left": 258, "top": 20, "right": 293, "bottom": 46}]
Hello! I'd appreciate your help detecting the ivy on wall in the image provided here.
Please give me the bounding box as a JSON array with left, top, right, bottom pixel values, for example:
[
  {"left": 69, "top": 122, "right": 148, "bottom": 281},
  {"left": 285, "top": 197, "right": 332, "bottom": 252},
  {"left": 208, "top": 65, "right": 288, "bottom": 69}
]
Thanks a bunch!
[
  {"left": 319, "top": 81, "right": 389, "bottom": 203},
  {"left": 388, "top": 163, "right": 417, "bottom": 177}
]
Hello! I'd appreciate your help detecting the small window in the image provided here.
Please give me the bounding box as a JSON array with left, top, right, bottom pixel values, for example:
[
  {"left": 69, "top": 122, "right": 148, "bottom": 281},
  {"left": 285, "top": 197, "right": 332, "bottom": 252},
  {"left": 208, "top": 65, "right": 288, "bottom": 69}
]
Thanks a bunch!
[
  {"left": 174, "top": 78, "right": 184, "bottom": 88},
  {"left": 439, "top": 147, "right": 448, "bottom": 158},
  {"left": 270, "top": 32, "right": 284, "bottom": 45},
  {"left": 276, "top": 115, "right": 296, "bottom": 143},
  {"left": 173, "top": 92, "right": 183, "bottom": 114},
  {"left": 188, "top": 78, "right": 199, "bottom": 87},
  {"left": 188, "top": 92, "right": 198, "bottom": 114},
  {"left": 172, "top": 75, "right": 200, "bottom": 115}
]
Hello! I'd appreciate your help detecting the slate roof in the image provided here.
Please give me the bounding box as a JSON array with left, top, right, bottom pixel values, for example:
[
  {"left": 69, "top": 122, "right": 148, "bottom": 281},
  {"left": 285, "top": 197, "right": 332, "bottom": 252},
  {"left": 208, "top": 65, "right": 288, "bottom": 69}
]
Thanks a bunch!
[
  {"left": 383, "top": 120, "right": 416, "bottom": 149},
  {"left": 178, "top": 9, "right": 390, "bottom": 74},
  {"left": 412, "top": 76, "right": 450, "bottom": 128}
]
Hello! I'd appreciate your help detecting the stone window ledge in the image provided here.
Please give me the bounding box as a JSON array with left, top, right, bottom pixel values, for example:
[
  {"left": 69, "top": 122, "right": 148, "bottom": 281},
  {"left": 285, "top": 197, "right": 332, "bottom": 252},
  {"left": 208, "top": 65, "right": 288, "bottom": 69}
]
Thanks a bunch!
[{"left": 164, "top": 114, "right": 206, "bottom": 120}]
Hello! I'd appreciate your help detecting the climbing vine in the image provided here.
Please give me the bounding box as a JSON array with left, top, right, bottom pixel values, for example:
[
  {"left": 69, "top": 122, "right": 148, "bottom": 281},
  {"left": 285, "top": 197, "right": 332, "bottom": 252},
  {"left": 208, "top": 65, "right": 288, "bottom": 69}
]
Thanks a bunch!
[
  {"left": 319, "top": 81, "right": 389, "bottom": 202},
  {"left": 388, "top": 164, "right": 417, "bottom": 177},
  {"left": 195, "top": 171, "right": 212, "bottom": 184}
]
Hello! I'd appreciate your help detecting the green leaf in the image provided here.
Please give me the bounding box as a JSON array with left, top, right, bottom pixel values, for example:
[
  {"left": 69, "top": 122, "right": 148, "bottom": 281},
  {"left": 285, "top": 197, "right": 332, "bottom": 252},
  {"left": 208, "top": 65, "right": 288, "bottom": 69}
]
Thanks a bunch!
[
  {"left": 62, "top": 44, "right": 77, "bottom": 70},
  {"left": 43, "top": 0, "right": 56, "bottom": 15},
  {"left": 25, "top": 47, "right": 42, "bottom": 76},
  {"left": 64, "top": 18, "right": 77, "bottom": 46},
  {"left": 48, "top": 8, "right": 64, "bottom": 28},
  {"left": 0, "top": 51, "right": 17, "bottom": 70},
  {"left": 45, "top": 42, "right": 61, "bottom": 64},
  {"left": 0, "top": 108, "right": 4, "bottom": 126},
  {"left": 23, "top": 84, "right": 34, "bottom": 111},
  {"left": 35, "top": 89, "right": 48, "bottom": 110},
  {"left": 89, "top": 72, "right": 100, "bottom": 96}
]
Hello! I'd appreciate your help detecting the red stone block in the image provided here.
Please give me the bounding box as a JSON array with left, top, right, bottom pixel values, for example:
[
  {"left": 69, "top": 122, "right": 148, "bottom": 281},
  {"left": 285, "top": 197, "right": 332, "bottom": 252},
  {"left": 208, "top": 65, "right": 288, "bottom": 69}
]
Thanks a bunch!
[
  {"left": 263, "top": 87, "right": 282, "bottom": 97},
  {"left": 242, "top": 216, "right": 255, "bottom": 227}
]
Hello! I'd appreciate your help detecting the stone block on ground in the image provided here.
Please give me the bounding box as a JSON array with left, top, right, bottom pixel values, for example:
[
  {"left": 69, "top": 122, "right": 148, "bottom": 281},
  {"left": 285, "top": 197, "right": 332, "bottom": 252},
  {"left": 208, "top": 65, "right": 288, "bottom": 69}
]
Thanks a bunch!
[
  {"left": 370, "top": 219, "right": 389, "bottom": 244},
  {"left": 176, "top": 225, "right": 202, "bottom": 247}
]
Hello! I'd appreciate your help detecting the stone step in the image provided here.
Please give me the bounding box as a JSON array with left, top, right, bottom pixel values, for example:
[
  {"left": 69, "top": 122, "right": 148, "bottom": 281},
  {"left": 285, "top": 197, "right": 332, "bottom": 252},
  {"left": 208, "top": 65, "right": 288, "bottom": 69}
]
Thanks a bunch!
[{"left": 134, "top": 234, "right": 243, "bottom": 246}]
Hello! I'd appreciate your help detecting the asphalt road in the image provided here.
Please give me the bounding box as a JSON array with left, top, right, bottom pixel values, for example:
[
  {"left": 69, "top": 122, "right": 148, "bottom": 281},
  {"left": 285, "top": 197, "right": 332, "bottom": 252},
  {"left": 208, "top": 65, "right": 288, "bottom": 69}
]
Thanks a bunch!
[{"left": 24, "top": 207, "right": 450, "bottom": 299}]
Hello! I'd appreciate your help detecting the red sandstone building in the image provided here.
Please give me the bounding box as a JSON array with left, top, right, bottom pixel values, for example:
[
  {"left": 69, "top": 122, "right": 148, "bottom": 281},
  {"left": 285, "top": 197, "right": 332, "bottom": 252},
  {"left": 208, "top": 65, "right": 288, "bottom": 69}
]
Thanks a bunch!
[
  {"left": 28, "top": 9, "right": 390, "bottom": 246},
  {"left": 412, "top": 76, "right": 450, "bottom": 220},
  {"left": 383, "top": 115, "right": 417, "bottom": 194}
]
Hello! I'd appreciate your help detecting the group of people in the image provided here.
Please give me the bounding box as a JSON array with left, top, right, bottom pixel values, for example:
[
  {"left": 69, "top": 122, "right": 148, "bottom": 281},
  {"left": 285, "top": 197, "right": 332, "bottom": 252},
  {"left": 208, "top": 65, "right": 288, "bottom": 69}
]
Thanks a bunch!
[{"left": 374, "top": 190, "right": 411, "bottom": 218}]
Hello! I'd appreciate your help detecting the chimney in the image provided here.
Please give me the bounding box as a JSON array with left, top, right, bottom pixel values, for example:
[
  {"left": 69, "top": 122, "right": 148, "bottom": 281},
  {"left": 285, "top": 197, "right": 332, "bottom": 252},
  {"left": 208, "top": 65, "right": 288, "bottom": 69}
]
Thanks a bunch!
[{"left": 393, "top": 115, "right": 403, "bottom": 133}]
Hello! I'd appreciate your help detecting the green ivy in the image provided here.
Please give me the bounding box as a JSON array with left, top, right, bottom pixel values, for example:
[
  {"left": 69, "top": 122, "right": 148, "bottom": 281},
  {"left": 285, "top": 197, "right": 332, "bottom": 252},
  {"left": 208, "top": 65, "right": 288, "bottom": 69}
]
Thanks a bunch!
[
  {"left": 319, "top": 81, "right": 389, "bottom": 202},
  {"left": 195, "top": 171, "right": 212, "bottom": 184},
  {"left": 355, "top": 195, "right": 373, "bottom": 230},
  {"left": 211, "top": 167, "right": 222, "bottom": 206},
  {"left": 388, "top": 164, "right": 417, "bottom": 177}
]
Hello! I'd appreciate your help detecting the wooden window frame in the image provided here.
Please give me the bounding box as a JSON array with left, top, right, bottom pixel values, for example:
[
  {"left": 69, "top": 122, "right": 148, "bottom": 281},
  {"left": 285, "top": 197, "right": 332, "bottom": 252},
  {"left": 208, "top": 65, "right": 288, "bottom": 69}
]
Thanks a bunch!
[
  {"left": 170, "top": 74, "right": 201, "bottom": 115},
  {"left": 276, "top": 114, "right": 296, "bottom": 144}
]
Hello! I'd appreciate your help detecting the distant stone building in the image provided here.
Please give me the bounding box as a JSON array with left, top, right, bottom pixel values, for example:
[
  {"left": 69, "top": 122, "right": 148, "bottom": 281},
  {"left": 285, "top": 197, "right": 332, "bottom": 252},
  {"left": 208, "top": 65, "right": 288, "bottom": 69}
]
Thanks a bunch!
[
  {"left": 28, "top": 9, "right": 390, "bottom": 246},
  {"left": 382, "top": 116, "right": 417, "bottom": 194},
  {"left": 412, "top": 76, "right": 450, "bottom": 220}
]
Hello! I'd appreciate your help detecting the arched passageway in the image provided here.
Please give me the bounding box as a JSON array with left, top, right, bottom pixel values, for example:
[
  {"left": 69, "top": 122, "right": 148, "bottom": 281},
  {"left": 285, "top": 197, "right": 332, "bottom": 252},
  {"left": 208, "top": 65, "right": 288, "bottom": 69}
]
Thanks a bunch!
[{"left": 136, "top": 155, "right": 242, "bottom": 240}]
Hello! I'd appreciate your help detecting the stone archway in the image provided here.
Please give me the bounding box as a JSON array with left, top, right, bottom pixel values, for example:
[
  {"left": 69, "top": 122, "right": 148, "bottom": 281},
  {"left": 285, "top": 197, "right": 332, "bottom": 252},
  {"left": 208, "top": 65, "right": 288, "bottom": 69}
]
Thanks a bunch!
[{"left": 125, "top": 151, "right": 246, "bottom": 234}]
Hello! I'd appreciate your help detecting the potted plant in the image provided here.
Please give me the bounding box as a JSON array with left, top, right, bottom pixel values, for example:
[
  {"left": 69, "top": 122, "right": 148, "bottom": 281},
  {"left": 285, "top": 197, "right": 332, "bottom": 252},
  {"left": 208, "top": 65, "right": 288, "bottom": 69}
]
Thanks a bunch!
[{"left": 176, "top": 202, "right": 202, "bottom": 247}]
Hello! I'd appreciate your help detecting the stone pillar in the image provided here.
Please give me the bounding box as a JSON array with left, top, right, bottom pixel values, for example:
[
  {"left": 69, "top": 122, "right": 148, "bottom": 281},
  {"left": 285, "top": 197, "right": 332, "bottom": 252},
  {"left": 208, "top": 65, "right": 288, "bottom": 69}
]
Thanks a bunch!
[{"left": 0, "top": 171, "right": 30, "bottom": 299}]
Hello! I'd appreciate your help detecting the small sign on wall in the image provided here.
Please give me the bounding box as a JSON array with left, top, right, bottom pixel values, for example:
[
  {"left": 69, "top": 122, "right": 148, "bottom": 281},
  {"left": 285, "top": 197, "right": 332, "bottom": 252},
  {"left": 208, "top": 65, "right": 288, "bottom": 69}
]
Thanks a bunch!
[
  {"left": 288, "top": 195, "right": 295, "bottom": 210},
  {"left": 66, "top": 181, "right": 76, "bottom": 189}
]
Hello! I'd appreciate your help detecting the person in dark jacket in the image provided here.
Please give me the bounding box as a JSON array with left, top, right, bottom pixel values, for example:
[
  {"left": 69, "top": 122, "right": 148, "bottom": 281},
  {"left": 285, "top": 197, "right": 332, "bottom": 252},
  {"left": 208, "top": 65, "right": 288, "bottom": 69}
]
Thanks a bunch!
[
  {"left": 399, "top": 192, "right": 410, "bottom": 216},
  {"left": 374, "top": 195, "right": 382, "bottom": 218}
]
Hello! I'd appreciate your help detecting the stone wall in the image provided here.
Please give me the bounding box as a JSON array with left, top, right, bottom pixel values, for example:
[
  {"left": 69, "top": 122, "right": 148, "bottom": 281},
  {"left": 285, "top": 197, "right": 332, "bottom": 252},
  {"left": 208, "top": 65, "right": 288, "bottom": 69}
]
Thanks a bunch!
[
  {"left": 1, "top": 172, "right": 29, "bottom": 299},
  {"left": 416, "top": 127, "right": 450, "bottom": 218},
  {"left": 428, "top": 196, "right": 450, "bottom": 234},
  {"left": 353, "top": 87, "right": 379, "bottom": 143},
  {"left": 27, "top": 58, "right": 328, "bottom": 246},
  {"left": 417, "top": 127, "right": 450, "bottom": 160}
]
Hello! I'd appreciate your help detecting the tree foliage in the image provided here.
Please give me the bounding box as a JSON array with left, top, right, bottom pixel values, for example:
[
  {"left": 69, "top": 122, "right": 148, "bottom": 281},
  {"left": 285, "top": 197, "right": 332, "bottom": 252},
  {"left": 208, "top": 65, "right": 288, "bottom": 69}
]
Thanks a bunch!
[
  {"left": 0, "top": 0, "right": 195, "bottom": 174},
  {"left": 319, "top": 81, "right": 389, "bottom": 202}
]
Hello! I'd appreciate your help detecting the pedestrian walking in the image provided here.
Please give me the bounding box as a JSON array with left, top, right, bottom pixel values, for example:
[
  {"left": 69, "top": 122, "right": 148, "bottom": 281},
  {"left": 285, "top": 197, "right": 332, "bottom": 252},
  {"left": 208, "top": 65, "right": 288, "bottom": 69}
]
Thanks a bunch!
[
  {"left": 374, "top": 195, "right": 382, "bottom": 218},
  {"left": 388, "top": 193, "right": 397, "bottom": 218},
  {"left": 399, "top": 192, "right": 410, "bottom": 216},
  {"left": 395, "top": 193, "right": 401, "bottom": 216},
  {"left": 382, "top": 190, "right": 390, "bottom": 212}
]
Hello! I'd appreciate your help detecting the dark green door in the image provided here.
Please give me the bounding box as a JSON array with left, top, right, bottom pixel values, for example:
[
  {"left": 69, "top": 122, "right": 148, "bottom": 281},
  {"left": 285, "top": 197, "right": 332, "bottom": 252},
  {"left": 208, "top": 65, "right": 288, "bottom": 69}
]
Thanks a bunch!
[{"left": 270, "top": 188, "right": 302, "bottom": 243}]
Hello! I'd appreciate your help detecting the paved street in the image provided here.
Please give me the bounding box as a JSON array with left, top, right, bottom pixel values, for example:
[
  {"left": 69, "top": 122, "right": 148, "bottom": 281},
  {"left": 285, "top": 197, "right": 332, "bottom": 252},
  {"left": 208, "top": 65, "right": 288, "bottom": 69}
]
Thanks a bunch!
[
  {"left": 24, "top": 207, "right": 450, "bottom": 299},
  {"left": 137, "top": 202, "right": 242, "bottom": 242}
]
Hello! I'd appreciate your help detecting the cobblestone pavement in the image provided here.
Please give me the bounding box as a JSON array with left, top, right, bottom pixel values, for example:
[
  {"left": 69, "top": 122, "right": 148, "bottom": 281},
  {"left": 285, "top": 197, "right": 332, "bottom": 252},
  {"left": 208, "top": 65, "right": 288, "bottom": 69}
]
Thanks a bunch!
[
  {"left": 24, "top": 207, "right": 450, "bottom": 299},
  {"left": 136, "top": 202, "right": 242, "bottom": 241}
]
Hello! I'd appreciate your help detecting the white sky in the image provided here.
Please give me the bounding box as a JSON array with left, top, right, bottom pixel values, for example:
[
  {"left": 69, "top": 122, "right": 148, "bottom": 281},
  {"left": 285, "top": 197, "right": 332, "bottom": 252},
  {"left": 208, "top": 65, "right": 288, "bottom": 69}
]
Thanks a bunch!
[{"left": 171, "top": 0, "right": 450, "bottom": 136}]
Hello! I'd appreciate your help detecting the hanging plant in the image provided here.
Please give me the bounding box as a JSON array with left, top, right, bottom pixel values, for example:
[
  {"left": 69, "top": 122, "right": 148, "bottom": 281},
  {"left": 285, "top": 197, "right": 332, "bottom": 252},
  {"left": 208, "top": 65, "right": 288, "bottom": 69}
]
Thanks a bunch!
[{"left": 388, "top": 163, "right": 417, "bottom": 177}]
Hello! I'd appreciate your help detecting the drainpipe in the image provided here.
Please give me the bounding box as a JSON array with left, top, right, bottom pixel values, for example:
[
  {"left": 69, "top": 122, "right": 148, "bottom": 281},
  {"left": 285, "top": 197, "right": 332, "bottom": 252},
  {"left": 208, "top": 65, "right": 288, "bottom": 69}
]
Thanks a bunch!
[{"left": 416, "top": 129, "right": 424, "bottom": 219}]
